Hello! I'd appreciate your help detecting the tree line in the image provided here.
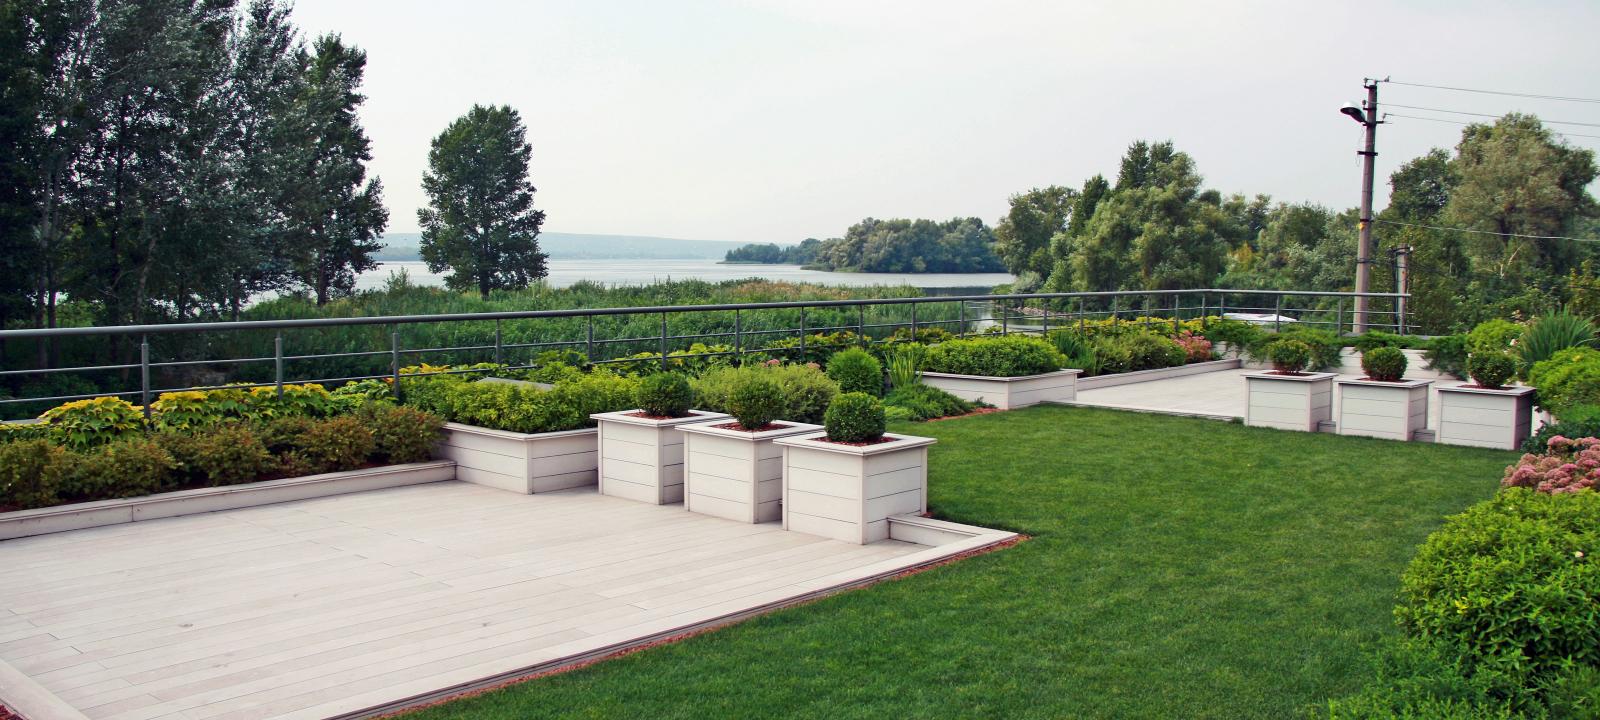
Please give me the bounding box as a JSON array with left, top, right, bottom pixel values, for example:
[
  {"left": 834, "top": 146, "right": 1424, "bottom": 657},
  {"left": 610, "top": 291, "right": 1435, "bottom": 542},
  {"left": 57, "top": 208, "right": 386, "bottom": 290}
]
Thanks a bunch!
[
  {"left": 0, "top": 0, "right": 551, "bottom": 351},
  {"left": 992, "top": 117, "right": 1598, "bottom": 332},
  {"left": 724, "top": 218, "right": 1006, "bottom": 273},
  {"left": 723, "top": 238, "right": 822, "bottom": 265}
]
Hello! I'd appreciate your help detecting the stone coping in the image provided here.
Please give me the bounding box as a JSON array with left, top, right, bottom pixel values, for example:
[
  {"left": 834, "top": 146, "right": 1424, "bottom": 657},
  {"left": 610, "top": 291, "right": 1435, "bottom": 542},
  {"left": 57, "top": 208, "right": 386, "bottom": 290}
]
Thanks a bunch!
[
  {"left": 1243, "top": 371, "right": 1338, "bottom": 382},
  {"left": 442, "top": 422, "right": 597, "bottom": 440},
  {"left": 773, "top": 431, "right": 937, "bottom": 456},
  {"left": 1335, "top": 377, "right": 1435, "bottom": 389},
  {"left": 1436, "top": 383, "right": 1535, "bottom": 397},
  {"left": 588, "top": 409, "right": 730, "bottom": 428},
  {"left": 678, "top": 421, "right": 823, "bottom": 441},
  {"left": 918, "top": 368, "right": 1082, "bottom": 383}
]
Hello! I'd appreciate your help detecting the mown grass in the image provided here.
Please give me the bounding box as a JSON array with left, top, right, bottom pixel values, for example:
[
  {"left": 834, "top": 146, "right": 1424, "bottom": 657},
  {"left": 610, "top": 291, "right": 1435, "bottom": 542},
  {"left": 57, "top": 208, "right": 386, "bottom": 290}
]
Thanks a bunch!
[{"left": 404, "top": 406, "right": 1515, "bottom": 719}]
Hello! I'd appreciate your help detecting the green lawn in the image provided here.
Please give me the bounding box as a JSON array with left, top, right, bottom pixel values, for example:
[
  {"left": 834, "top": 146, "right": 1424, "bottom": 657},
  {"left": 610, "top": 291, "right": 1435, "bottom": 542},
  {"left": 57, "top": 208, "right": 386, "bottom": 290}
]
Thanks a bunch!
[{"left": 405, "top": 406, "right": 1515, "bottom": 719}]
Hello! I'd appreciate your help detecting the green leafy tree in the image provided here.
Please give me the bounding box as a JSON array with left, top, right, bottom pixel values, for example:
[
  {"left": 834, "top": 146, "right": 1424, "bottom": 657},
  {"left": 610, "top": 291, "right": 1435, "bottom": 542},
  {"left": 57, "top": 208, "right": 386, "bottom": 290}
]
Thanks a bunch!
[
  {"left": 993, "top": 185, "right": 1075, "bottom": 279},
  {"left": 807, "top": 217, "right": 1003, "bottom": 273},
  {"left": 418, "top": 104, "right": 548, "bottom": 299}
]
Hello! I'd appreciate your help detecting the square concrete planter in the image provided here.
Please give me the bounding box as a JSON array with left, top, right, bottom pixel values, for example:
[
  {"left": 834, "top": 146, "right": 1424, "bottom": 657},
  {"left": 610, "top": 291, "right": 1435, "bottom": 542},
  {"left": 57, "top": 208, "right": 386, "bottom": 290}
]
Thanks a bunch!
[
  {"left": 1244, "top": 371, "right": 1336, "bottom": 431},
  {"left": 679, "top": 420, "right": 823, "bottom": 523},
  {"left": 435, "top": 423, "right": 598, "bottom": 494},
  {"left": 1337, "top": 377, "right": 1434, "bottom": 441},
  {"left": 591, "top": 410, "right": 730, "bottom": 505},
  {"left": 919, "top": 368, "right": 1081, "bottom": 409},
  {"left": 1436, "top": 383, "right": 1536, "bottom": 450},
  {"left": 773, "top": 431, "right": 936, "bottom": 545}
]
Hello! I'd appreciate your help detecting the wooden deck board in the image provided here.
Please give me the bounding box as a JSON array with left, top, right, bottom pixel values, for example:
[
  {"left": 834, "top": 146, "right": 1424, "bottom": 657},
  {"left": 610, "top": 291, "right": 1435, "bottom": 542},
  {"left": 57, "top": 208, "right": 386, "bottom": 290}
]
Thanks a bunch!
[{"left": 0, "top": 481, "right": 945, "bottom": 720}]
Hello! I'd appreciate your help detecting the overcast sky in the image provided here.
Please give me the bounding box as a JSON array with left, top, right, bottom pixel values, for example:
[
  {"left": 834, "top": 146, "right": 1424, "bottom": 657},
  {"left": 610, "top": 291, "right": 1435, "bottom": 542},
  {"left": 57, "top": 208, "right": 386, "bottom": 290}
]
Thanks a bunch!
[{"left": 289, "top": 0, "right": 1600, "bottom": 243}]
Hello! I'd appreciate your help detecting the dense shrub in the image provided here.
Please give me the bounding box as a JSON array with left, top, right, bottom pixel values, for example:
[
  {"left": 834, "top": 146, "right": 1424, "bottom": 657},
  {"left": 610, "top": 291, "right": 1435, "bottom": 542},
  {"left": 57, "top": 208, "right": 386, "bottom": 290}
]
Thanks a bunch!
[
  {"left": 1089, "top": 335, "right": 1133, "bottom": 375},
  {"left": 1267, "top": 339, "right": 1312, "bottom": 373},
  {"left": 883, "top": 384, "right": 975, "bottom": 422},
  {"left": 359, "top": 404, "right": 443, "bottom": 464},
  {"left": 257, "top": 415, "right": 317, "bottom": 454},
  {"left": 1200, "top": 318, "right": 1265, "bottom": 352},
  {"left": 403, "top": 372, "right": 637, "bottom": 434},
  {"left": 826, "top": 347, "right": 883, "bottom": 397},
  {"left": 728, "top": 376, "right": 784, "bottom": 430},
  {"left": 1469, "top": 319, "right": 1525, "bottom": 355},
  {"left": 692, "top": 364, "right": 839, "bottom": 424},
  {"left": 1250, "top": 327, "right": 1341, "bottom": 370},
  {"left": 1123, "top": 333, "right": 1186, "bottom": 372},
  {"left": 0, "top": 440, "right": 69, "bottom": 509},
  {"left": 1424, "top": 334, "right": 1470, "bottom": 379},
  {"left": 1518, "top": 311, "right": 1596, "bottom": 371},
  {"left": 189, "top": 425, "right": 274, "bottom": 486},
  {"left": 1396, "top": 489, "right": 1600, "bottom": 684},
  {"left": 149, "top": 391, "right": 231, "bottom": 432},
  {"left": 552, "top": 372, "right": 639, "bottom": 420},
  {"left": 1353, "top": 330, "right": 1409, "bottom": 353},
  {"left": 40, "top": 396, "right": 146, "bottom": 450},
  {"left": 1468, "top": 352, "right": 1518, "bottom": 389},
  {"left": 1047, "top": 330, "right": 1098, "bottom": 372},
  {"left": 0, "top": 422, "right": 49, "bottom": 444},
  {"left": 331, "top": 379, "right": 395, "bottom": 407},
  {"left": 1172, "top": 330, "right": 1213, "bottom": 363},
  {"left": 247, "top": 383, "right": 341, "bottom": 419},
  {"left": 1362, "top": 346, "right": 1408, "bottom": 381},
  {"left": 1529, "top": 348, "right": 1600, "bottom": 417},
  {"left": 286, "top": 416, "right": 375, "bottom": 475},
  {"left": 63, "top": 438, "right": 177, "bottom": 501},
  {"left": 1323, "top": 637, "right": 1524, "bottom": 720},
  {"left": 922, "top": 336, "right": 1067, "bottom": 377},
  {"left": 636, "top": 373, "right": 693, "bottom": 418},
  {"left": 823, "top": 392, "right": 887, "bottom": 443}
]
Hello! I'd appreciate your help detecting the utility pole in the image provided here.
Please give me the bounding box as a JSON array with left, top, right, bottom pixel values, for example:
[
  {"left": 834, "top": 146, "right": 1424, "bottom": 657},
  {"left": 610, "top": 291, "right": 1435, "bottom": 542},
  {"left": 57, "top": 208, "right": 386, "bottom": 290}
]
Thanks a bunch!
[
  {"left": 1393, "top": 245, "right": 1410, "bottom": 334},
  {"left": 1352, "top": 78, "right": 1381, "bottom": 334}
]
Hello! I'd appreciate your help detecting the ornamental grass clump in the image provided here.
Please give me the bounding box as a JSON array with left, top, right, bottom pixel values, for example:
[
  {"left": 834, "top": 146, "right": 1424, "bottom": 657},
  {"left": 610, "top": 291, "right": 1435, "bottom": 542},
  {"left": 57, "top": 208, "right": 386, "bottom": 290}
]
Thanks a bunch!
[
  {"left": 1267, "top": 339, "right": 1312, "bottom": 374},
  {"left": 823, "top": 392, "right": 887, "bottom": 444},
  {"left": 1466, "top": 351, "right": 1518, "bottom": 389},
  {"left": 1361, "top": 346, "right": 1408, "bottom": 382},
  {"left": 727, "top": 376, "right": 784, "bottom": 431},
  {"left": 825, "top": 347, "right": 883, "bottom": 396},
  {"left": 636, "top": 373, "right": 693, "bottom": 418}
]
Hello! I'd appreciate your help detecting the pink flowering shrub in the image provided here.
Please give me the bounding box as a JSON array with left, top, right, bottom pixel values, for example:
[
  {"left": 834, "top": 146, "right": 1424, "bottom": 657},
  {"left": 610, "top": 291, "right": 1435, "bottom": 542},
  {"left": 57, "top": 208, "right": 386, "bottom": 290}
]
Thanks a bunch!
[
  {"left": 1172, "top": 331, "right": 1213, "bottom": 364},
  {"left": 1502, "top": 435, "right": 1600, "bottom": 494}
]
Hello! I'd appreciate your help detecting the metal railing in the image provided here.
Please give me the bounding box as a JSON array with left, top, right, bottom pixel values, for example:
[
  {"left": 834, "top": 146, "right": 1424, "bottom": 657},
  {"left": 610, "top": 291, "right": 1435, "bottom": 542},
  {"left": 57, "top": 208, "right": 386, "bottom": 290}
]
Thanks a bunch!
[{"left": 0, "top": 288, "right": 1408, "bottom": 414}]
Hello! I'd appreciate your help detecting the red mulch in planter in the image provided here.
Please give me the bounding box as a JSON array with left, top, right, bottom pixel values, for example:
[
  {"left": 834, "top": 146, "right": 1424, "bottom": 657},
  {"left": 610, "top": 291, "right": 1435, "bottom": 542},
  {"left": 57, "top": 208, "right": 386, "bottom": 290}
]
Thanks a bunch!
[
  {"left": 1459, "top": 383, "right": 1513, "bottom": 391},
  {"left": 1265, "top": 370, "right": 1311, "bottom": 376},
  {"left": 623, "top": 411, "right": 687, "bottom": 420},
  {"left": 1, "top": 704, "right": 20, "bottom": 720},
  {"left": 812, "top": 436, "right": 899, "bottom": 447},
  {"left": 708, "top": 422, "right": 793, "bottom": 433}
]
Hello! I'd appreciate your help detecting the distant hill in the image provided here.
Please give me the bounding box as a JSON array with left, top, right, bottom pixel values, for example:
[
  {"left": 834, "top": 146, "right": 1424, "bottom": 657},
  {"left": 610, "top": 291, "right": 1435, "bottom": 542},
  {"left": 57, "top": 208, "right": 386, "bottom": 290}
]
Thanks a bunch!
[{"left": 376, "top": 232, "right": 772, "bottom": 261}]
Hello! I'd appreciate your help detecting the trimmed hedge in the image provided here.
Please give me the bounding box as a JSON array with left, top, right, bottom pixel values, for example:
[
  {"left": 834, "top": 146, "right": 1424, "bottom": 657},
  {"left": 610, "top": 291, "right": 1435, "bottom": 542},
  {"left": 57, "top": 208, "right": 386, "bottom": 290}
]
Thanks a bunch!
[
  {"left": 921, "top": 336, "right": 1067, "bottom": 378},
  {"left": 824, "top": 392, "right": 886, "bottom": 443}
]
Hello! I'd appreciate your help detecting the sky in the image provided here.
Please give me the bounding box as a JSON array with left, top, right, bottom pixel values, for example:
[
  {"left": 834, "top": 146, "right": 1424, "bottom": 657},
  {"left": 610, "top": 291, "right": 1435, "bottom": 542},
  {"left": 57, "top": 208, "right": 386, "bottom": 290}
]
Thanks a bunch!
[{"left": 288, "top": 0, "right": 1600, "bottom": 244}]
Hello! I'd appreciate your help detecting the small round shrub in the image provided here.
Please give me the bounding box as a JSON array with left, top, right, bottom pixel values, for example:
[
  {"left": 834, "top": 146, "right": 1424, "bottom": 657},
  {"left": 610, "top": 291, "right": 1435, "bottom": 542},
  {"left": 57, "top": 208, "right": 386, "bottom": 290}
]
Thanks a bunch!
[
  {"left": 1396, "top": 488, "right": 1600, "bottom": 683},
  {"left": 40, "top": 396, "right": 147, "bottom": 450},
  {"left": 0, "top": 439, "right": 69, "bottom": 509},
  {"left": 1362, "top": 346, "right": 1409, "bottom": 381},
  {"left": 1467, "top": 352, "right": 1518, "bottom": 389},
  {"left": 825, "top": 348, "right": 883, "bottom": 397},
  {"left": 358, "top": 404, "right": 443, "bottom": 464},
  {"left": 1267, "top": 339, "right": 1312, "bottom": 373},
  {"left": 823, "top": 392, "right": 887, "bottom": 443},
  {"left": 728, "top": 376, "right": 784, "bottom": 430},
  {"left": 1467, "top": 318, "right": 1524, "bottom": 355},
  {"left": 193, "top": 425, "right": 273, "bottom": 486},
  {"left": 63, "top": 437, "right": 177, "bottom": 501},
  {"left": 256, "top": 415, "right": 317, "bottom": 454},
  {"left": 635, "top": 373, "right": 693, "bottom": 418}
]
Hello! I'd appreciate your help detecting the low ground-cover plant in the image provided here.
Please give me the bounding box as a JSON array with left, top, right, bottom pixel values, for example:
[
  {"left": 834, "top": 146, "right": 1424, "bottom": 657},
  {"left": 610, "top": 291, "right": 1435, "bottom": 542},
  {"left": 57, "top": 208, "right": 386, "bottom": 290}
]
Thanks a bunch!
[
  {"left": 691, "top": 364, "right": 839, "bottom": 424},
  {"left": 403, "top": 370, "right": 637, "bottom": 433},
  {"left": 883, "top": 384, "right": 976, "bottom": 422},
  {"left": 921, "top": 336, "right": 1067, "bottom": 377},
  {"left": 826, "top": 347, "right": 883, "bottom": 396},
  {"left": 1423, "top": 333, "right": 1469, "bottom": 379},
  {"left": 1362, "top": 346, "right": 1408, "bottom": 381},
  {"left": 823, "top": 392, "right": 887, "bottom": 443}
]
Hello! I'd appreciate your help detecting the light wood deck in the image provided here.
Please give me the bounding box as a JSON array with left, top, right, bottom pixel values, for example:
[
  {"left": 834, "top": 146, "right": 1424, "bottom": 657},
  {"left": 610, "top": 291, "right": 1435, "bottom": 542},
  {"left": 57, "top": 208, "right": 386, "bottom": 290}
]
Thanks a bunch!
[{"left": 0, "top": 482, "right": 939, "bottom": 720}]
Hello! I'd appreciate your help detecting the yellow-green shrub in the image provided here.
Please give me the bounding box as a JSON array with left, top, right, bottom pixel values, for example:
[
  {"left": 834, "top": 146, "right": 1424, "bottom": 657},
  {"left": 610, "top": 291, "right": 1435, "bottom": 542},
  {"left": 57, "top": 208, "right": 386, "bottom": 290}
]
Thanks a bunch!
[
  {"left": 40, "top": 397, "right": 147, "bottom": 450},
  {"left": 0, "top": 440, "right": 69, "bottom": 509}
]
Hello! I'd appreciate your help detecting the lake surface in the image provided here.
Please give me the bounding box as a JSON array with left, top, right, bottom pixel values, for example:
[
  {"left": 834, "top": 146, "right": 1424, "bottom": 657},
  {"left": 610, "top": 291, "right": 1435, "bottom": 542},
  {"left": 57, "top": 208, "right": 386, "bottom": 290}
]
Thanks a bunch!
[{"left": 357, "top": 260, "right": 1014, "bottom": 292}]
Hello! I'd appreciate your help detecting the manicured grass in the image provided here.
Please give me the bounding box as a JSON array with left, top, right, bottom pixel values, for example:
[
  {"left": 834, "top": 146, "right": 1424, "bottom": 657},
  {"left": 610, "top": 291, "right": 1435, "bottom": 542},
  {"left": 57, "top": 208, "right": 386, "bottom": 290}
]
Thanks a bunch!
[{"left": 404, "top": 406, "right": 1515, "bottom": 719}]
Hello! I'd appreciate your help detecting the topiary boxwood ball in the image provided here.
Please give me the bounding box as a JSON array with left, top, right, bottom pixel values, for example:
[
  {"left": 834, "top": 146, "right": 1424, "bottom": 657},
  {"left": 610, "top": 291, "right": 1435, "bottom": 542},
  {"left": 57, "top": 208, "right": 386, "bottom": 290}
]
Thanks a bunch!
[
  {"left": 823, "top": 392, "right": 887, "bottom": 444},
  {"left": 1466, "top": 351, "right": 1517, "bottom": 389},
  {"left": 1267, "top": 339, "right": 1312, "bottom": 374},
  {"left": 636, "top": 373, "right": 694, "bottom": 418},
  {"left": 1362, "top": 346, "right": 1408, "bottom": 382},
  {"left": 728, "top": 376, "right": 784, "bottom": 430},
  {"left": 825, "top": 348, "right": 884, "bottom": 397}
]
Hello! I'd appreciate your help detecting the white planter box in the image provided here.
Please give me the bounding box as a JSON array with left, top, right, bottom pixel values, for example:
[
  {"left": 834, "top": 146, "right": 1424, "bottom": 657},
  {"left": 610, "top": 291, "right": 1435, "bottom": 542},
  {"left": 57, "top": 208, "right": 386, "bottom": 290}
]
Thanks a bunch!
[
  {"left": 1244, "top": 371, "right": 1336, "bottom": 432},
  {"left": 919, "top": 368, "right": 1081, "bottom": 410},
  {"left": 774, "top": 431, "right": 936, "bottom": 545},
  {"left": 679, "top": 421, "right": 823, "bottom": 523},
  {"left": 436, "top": 423, "right": 597, "bottom": 494},
  {"left": 1436, "top": 383, "right": 1535, "bottom": 450},
  {"left": 591, "top": 410, "right": 730, "bottom": 505},
  {"left": 1337, "top": 377, "right": 1434, "bottom": 441},
  {"left": 0, "top": 461, "right": 456, "bottom": 541}
]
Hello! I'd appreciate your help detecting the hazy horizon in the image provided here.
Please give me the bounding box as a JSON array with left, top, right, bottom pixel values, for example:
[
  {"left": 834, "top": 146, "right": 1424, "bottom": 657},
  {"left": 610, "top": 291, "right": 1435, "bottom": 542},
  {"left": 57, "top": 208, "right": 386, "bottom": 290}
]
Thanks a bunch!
[{"left": 290, "top": 1, "right": 1600, "bottom": 242}]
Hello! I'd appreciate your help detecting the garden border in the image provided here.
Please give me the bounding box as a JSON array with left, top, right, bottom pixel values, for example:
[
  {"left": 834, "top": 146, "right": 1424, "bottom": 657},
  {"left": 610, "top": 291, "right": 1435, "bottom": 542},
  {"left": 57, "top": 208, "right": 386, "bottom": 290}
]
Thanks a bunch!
[
  {"left": 1075, "top": 358, "right": 1241, "bottom": 391},
  {"left": 0, "top": 460, "right": 455, "bottom": 540}
]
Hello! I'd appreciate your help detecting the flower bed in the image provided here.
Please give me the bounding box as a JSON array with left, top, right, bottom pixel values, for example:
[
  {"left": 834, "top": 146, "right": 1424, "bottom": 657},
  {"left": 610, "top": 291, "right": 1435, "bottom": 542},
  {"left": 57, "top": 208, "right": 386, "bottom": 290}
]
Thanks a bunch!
[{"left": 918, "top": 336, "right": 1078, "bottom": 409}]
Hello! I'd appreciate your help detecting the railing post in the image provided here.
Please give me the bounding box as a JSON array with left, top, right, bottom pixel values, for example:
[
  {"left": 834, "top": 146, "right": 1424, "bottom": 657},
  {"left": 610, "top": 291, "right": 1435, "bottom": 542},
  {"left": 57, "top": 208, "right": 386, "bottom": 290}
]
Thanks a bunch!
[
  {"left": 659, "top": 312, "right": 668, "bottom": 371},
  {"left": 798, "top": 307, "right": 807, "bottom": 362},
  {"left": 1078, "top": 298, "right": 1085, "bottom": 334},
  {"left": 494, "top": 320, "right": 503, "bottom": 366},
  {"left": 734, "top": 309, "right": 743, "bottom": 365},
  {"left": 139, "top": 336, "right": 150, "bottom": 417},
  {"left": 958, "top": 302, "right": 966, "bottom": 337},
  {"left": 1000, "top": 300, "right": 1008, "bottom": 336},
  {"left": 857, "top": 305, "right": 865, "bottom": 346},
  {"left": 1143, "top": 295, "right": 1151, "bottom": 331},
  {"left": 274, "top": 332, "right": 284, "bottom": 398},
  {"left": 1172, "top": 294, "right": 1180, "bottom": 334},
  {"left": 1111, "top": 296, "right": 1118, "bottom": 331},
  {"left": 1274, "top": 296, "right": 1283, "bottom": 333},
  {"left": 1200, "top": 293, "right": 1208, "bottom": 329},
  {"left": 910, "top": 302, "right": 918, "bottom": 338},
  {"left": 390, "top": 330, "right": 401, "bottom": 401},
  {"left": 1336, "top": 297, "right": 1345, "bottom": 336},
  {"left": 1041, "top": 299, "right": 1050, "bottom": 335},
  {"left": 585, "top": 316, "right": 594, "bottom": 364}
]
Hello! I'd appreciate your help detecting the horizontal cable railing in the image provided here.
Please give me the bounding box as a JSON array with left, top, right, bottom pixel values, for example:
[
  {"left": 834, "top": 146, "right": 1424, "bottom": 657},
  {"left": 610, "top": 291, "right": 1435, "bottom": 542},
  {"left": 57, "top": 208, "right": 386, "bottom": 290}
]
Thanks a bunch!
[{"left": 0, "top": 289, "right": 1408, "bottom": 414}]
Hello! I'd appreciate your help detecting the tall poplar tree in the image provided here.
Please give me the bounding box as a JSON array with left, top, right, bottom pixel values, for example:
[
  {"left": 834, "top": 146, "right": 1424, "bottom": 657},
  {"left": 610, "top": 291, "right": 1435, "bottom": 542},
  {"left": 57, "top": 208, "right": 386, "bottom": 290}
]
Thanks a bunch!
[{"left": 418, "top": 104, "right": 547, "bottom": 300}]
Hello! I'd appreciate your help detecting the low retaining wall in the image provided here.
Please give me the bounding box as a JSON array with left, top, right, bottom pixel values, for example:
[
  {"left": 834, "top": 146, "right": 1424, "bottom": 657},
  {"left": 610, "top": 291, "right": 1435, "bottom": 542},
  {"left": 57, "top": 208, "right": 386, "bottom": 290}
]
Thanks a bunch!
[
  {"left": 0, "top": 460, "right": 456, "bottom": 541},
  {"left": 1076, "top": 358, "right": 1242, "bottom": 391}
]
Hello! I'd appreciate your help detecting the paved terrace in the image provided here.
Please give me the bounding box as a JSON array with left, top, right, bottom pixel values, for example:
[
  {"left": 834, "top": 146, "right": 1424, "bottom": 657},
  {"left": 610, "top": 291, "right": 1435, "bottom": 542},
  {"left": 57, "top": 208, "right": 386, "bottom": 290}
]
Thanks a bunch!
[{"left": 0, "top": 482, "right": 1004, "bottom": 720}]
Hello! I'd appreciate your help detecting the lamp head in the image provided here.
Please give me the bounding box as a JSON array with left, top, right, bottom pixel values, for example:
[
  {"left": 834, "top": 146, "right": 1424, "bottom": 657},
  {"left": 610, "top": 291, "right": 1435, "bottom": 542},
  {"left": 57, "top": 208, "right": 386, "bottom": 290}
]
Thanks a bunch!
[{"left": 1340, "top": 103, "right": 1367, "bottom": 124}]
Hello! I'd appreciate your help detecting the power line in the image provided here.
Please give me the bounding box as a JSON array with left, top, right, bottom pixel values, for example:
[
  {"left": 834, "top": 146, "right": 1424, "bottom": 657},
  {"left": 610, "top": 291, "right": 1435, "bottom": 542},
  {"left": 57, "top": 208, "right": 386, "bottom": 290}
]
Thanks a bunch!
[
  {"left": 1376, "top": 219, "right": 1600, "bottom": 243},
  {"left": 1383, "top": 112, "right": 1600, "bottom": 141},
  {"left": 1382, "top": 103, "right": 1600, "bottom": 128},
  {"left": 1384, "top": 80, "right": 1600, "bottom": 105}
]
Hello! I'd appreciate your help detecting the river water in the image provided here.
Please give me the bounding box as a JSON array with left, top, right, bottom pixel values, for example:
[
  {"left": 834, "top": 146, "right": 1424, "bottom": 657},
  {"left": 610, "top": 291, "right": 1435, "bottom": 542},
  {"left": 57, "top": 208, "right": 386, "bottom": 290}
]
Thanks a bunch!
[{"left": 356, "top": 260, "right": 1014, "bottom": 292}]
